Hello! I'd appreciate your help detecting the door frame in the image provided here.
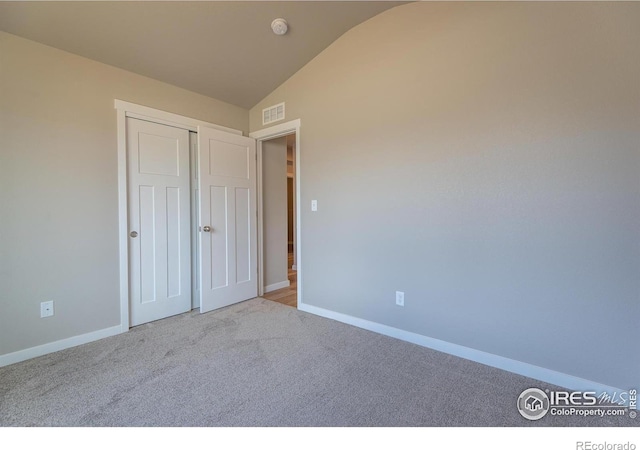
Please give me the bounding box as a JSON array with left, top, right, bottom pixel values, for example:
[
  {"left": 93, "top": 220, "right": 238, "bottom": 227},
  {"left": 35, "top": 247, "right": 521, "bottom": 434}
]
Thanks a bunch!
[
  {"left": 249, "top": 119, "right": 302, "bottom": 306},
  {"left": 114, "top": 99, "right": 242, "bottom": 331}
]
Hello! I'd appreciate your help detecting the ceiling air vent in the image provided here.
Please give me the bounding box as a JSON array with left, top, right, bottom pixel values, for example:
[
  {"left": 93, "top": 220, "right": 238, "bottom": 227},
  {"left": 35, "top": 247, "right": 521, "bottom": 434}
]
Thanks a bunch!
[{"left": 262, "top": 102, "right": 285, "bottom": 125}]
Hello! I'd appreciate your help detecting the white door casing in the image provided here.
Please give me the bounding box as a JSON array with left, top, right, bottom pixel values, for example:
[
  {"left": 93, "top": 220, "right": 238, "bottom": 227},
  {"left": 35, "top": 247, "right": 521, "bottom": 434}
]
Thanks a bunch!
[
  {"left": 198, "top": 127, "right": 258, "bottom": 313},
  {"left": 250, "top": 119, "right": 302, "bottom": 301},
  {"left": 127, "top": 118, "right": 192, "bottom": 326}
]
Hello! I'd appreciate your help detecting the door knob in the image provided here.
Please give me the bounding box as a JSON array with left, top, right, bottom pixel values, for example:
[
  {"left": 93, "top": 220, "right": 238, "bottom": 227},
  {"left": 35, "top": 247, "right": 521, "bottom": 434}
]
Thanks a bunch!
[
  {"left": 130, "top": 231, "right": 138, "bottom": 238},
  {"left": 203, "top": 226, "right": 211, "bottom": 232}
]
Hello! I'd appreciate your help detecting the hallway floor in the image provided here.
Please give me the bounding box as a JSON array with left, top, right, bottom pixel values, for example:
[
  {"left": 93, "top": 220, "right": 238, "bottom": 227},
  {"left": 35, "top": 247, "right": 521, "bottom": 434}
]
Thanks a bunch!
[{"left": 262, "top": 253, "right": 297, "bottom": 307}]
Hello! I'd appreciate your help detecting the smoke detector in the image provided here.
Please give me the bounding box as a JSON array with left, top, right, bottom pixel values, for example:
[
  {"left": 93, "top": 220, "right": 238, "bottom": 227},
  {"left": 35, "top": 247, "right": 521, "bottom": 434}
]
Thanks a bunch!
[{"left": 271, "top": 18, "right": 288, "bottom": 36}]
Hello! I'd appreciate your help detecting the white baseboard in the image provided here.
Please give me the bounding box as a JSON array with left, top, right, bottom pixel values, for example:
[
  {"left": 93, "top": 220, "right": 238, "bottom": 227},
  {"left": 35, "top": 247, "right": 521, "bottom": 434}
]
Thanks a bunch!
[
  {"left": 0, "top": 325, "right": 124, "bottom": 368},
  {"left": 264, "top": 280, "right": 291, "bottom": 293},
  {"left": 298, "top": 302, "right": 624, "bottom": 396}
]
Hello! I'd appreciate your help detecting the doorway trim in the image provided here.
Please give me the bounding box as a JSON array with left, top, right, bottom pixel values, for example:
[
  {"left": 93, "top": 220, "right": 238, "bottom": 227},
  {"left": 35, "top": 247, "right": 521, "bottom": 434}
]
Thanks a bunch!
[
  {"left": 114, "top": 99, "right": 243, "bottom": 331},
  {"left": 250, "top": 119, "right": 302, "bottom": 306}
]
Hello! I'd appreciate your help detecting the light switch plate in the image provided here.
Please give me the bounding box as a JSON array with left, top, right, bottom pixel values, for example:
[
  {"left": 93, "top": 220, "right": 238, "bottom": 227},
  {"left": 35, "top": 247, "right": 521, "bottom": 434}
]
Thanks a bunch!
[{"left": 311, "top": 200, "right": 318, "bottom": 211}]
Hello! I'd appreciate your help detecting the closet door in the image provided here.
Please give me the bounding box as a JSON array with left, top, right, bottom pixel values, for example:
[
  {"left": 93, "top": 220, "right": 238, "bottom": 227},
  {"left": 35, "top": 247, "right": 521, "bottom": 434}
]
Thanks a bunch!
[
  {"left": 127, "top": 118, "right": 191, "bottom": 326},
  {"left": 198, "top": 127, "right": 257, "bottom": 313}
]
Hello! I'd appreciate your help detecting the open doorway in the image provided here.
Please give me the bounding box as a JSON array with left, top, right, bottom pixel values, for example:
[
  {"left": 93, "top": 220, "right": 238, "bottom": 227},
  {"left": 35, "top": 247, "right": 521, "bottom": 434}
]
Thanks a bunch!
[
  {"left": 261, "top": 133, "right": 297, "bottom": 308},
  {"left": 251, "top": 119, "right": 302, "bottom": 309}
]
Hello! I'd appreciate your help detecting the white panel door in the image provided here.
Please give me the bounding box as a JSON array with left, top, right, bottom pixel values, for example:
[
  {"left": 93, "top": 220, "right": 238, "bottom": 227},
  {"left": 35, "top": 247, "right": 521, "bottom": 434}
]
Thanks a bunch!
[
  {"left": 189, "top": 132, "right": 200, "bottom": 310},
  {"left": 198, "top": 127, "right": 257, "bottom": 313},
  {"left": 127, "top": 118, "right": 191, "bottom": 326}
]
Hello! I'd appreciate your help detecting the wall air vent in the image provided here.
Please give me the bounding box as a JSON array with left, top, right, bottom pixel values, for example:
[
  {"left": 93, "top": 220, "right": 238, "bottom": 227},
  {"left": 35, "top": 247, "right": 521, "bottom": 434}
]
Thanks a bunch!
[{"left": 262, "top": 102, "right": 285, "bottom": 125}]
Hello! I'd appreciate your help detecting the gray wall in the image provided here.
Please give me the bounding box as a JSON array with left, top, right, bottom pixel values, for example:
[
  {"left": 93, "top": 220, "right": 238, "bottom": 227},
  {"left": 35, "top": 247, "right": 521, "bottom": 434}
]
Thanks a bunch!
[
  {"left": 250, "top": 2, "right": 640, "bottom": 389},
  {"left": 262, "top": 137, "right": 289, "bottom": 289},
  {"left": 0, "top": 31, "right": 248, "bottom": 356}
]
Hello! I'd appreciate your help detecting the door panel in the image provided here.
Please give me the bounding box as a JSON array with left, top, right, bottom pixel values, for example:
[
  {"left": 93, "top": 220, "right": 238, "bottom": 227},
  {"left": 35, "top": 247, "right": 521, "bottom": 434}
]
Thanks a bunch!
[
  {"left": 166, "top": 186, "right": 181, "bottom": 297},
  {"left": 210, "top": 185, "right": 228, "bottom": 289},
  {"left": 189, "top": 132, "right": 200, "bottom": 309},
  {"left": 235, "top": 187, "right": 251, "bottom": 283},
  {"left": 138, "top": 184, "right": 156, "bottom": 304},
  {"left": 198, "top": 127, "right": 257, "bottom": 313},
  {"left": 127, "top": 118, "right": 191, "bottom": 326}
]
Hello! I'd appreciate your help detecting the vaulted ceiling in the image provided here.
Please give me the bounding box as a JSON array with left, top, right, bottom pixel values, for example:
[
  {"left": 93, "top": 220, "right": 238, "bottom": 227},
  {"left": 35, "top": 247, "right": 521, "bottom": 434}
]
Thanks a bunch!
[{"left": 0, "top": 1, "right": 403, "bottom": 109}]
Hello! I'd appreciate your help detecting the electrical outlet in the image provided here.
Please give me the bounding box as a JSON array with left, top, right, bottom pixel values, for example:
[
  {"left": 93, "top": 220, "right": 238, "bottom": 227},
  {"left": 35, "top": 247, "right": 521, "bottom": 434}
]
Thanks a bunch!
[
  {"left": 311, "top": 200, "right": 318, "bottom": 211},
  {"left": 395, "top": 291, "right": 404, "bottom": 307},
  {"left": 40, "top": 301, "right": 54, "bottom": 318}
]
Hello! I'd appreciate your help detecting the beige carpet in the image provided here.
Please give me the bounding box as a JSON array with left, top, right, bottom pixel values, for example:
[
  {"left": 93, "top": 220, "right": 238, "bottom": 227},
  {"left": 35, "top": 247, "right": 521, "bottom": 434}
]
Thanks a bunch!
[{"left": 0, "top": 298, "right": 633, "bottom": 427}]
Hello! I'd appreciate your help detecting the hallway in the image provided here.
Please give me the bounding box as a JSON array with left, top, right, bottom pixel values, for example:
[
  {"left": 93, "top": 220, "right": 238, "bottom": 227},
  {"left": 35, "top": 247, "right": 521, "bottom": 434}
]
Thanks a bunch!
[{"left": 262, "top": 253, "right": 296, "bottom": 307}]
